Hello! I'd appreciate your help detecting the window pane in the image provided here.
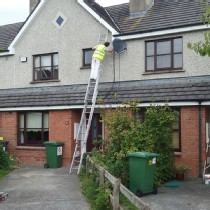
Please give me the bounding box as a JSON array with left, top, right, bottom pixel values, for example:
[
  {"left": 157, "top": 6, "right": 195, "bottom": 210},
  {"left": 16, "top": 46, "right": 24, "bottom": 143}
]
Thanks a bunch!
[
  {"left": 20, "top": 129, "right": 24, "bottom": 144},
  {"left": 34, "top": 57, "right": 40, "bottom": 67},
  {"left": 174, "top": 54, "right": 182, "bottom": 68},
  {"left": 41, "top": 55, "right": 51, "bottom": 66},
  {"left": 172, "top": 131, "right": 180, "bottom": 149},
  {"left": 19, "top": 113, "right": 24, "bottom": 128},
  {"left": 27, "top": 113, "right": 42, "bottom": 129},
  {"left": 44, "top": 129, "right": 49, "bottom": 141},
  {"left": 41, "top": 67, "right": 52, "bottom": 78},
  {"left": 26, "top": 129, "right": 42, "bottom": 145},
  {"left": 157, "top": 41, "right": 171, "bottom": 55},
  {"left": 85, "top": 50, "right": 93, "bottom": 65},
  {"left": 157, "top": 55, "right": 171, "bottom": 68},
  {"left": 174, "top": 38, "right": 182, "bottom": 53},
  {"left": 146, "top": 57, "right": 154, "bottom": 71},
  {"left": 146, "top": 42, "right": 154, "bottom": 56},
  {"left": 44, "top": 113, "right": 49, "bottom": 128},
  {"left": 35, "top": 68, "right": 41, "bottom": 80},
  {"left": 53, "top": 54, "right": 59, "bottom": 65}
]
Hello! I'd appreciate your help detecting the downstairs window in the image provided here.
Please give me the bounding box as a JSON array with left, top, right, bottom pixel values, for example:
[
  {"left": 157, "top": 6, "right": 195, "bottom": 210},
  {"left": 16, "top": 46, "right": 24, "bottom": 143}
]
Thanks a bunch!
[{"left": 18, "top": 112, "right": 49, "bottom": 146}]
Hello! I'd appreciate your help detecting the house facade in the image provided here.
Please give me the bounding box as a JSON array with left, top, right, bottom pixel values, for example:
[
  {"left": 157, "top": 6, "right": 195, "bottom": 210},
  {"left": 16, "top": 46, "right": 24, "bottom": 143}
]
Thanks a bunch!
[{"left": 0, "top": 0, "right": 210, "bottom": 177}]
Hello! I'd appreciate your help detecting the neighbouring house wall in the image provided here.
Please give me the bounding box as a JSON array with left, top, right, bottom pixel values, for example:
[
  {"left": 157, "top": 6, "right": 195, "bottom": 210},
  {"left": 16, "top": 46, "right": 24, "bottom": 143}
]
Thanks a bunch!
[
  {"left": 175, "top": 106, "right": 207, "bottom": 177},
  {"left": 103, "top": 106, "right": 208, "bottom": 177}
]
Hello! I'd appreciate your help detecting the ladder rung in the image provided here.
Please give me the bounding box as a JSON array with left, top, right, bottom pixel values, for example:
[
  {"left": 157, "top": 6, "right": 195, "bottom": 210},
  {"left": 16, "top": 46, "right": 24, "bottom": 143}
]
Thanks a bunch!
[{"left": 71, "top": 166, "right": 79, "bottom": 170}]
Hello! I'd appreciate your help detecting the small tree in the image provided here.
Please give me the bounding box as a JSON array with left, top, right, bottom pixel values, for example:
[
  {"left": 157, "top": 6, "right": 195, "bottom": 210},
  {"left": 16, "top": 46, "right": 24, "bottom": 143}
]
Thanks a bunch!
[{"left": 188, "top": 1, "right": 210, "bottom": 56}]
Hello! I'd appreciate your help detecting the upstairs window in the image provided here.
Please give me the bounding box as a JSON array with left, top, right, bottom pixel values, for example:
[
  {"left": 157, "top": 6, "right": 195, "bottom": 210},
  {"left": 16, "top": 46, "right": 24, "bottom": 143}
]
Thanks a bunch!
[
  {"left": 146, "top": 37, "right": 183, "bottom": 71},
  {"left": 82, "top": 48, "right": 94, "bottom": 68},
  {"left": 33, "top": 53, "right": 58, "bottom": 81}
]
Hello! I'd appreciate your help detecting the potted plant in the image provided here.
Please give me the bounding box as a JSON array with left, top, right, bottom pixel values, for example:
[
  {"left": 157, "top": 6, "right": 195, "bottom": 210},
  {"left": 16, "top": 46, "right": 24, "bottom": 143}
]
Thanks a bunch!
[{"left": 175, "top": 165, "right": 189, "bottom": 181}]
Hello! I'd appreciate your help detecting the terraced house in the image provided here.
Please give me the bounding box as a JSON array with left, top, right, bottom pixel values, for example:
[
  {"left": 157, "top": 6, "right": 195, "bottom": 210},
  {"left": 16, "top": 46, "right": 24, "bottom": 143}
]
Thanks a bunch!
[{"left": 0, "top": 0, "right": 210, "bottom": 177}]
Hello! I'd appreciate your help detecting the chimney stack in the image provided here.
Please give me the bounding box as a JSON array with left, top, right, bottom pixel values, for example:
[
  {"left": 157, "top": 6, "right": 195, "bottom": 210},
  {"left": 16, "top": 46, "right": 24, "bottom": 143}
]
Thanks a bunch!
[
  {"left": 30, "top": 0, "right": 41, "bottom": 13},
  {"left": 129, "top": 0, "right": 154, "bottom": 18}
]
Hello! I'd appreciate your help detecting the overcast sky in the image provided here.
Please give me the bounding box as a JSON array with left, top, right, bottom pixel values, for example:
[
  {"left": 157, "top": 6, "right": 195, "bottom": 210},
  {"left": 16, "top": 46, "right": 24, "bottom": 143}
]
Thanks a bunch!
[{"left": 0, "top": 0, "right": 129, "bottom": 26}]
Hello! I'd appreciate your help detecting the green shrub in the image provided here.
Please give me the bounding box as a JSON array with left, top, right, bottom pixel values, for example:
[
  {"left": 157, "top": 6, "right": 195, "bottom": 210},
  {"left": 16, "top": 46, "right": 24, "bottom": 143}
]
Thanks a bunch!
[
  {"left": 0, "top": 145, "right": 18, "bottom": 170},
  {"left": 94, "top": 102, "right": 178, "bottom": 186},
  {"left": 80, "top": 170, "right": 111, "bottom": 210}
]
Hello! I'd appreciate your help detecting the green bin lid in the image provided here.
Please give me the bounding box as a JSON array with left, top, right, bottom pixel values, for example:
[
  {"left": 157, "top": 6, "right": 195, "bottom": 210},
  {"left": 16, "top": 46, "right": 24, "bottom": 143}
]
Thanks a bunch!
[
  {"left": 127, "top": 151, "right": 159, "bottom": 158},
  {"left": 44, "top": 141, "right": 64, "bottom": 146}
]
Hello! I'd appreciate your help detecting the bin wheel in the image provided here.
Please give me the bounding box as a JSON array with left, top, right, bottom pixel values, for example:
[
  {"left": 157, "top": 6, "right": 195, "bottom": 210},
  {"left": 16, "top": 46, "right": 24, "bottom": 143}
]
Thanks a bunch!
[
  {"left": 136, "top": 189, "right": 144, "bottom": 197},
  {"left": 44, "top": 163, "right": 49, "bottom": 169},
  {"left": 152, "top": 188, "right": 158, "bottom": 195}
]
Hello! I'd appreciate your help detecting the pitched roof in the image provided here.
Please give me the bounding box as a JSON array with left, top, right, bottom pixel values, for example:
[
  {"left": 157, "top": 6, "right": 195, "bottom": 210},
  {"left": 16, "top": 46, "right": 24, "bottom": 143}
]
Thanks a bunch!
[
  {"left": 87, "top": 0, "right": 206, "bottom": 35},
  {"left": 0, "top": 22, "right": 24, "bottom": 51},
  {"left": 83, "top": 0, "right": 120, "bottom": 32},
  {"left": 0, "top": 76, "right": 209, "bottom": 108}
]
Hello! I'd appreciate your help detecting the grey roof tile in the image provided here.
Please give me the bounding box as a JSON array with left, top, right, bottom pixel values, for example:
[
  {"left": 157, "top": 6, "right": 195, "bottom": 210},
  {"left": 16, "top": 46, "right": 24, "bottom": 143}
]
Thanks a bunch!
[
  {"left": 0, "top": 76, "right": 209, "bottom": 108},
  {"left": 104, "top": 0, "right": 206, "bottom": 35},
  {"left": 0, "top": 22, "right": 24, "bottom": 51}
]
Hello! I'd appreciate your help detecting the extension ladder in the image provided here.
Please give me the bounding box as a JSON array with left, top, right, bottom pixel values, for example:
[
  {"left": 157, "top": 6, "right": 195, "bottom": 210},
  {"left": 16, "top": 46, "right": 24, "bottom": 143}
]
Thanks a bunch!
[
  {"left": 69, "top": 71, "right": 100, "bottom": 174},
  {"left": 203, "top": 123, "right": 210, "bottom": 180},
  {"left": 98, "top": 31, "right": 108, "bottom": 43}
]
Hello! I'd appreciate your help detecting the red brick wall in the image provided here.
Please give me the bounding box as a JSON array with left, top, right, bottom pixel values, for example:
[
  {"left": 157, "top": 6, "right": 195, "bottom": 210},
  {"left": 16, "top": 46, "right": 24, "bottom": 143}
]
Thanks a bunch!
[
  {"left": 0, "top": 110, "right": 81, "bottom": 167},
  {"left": 0, "top": 107, "right": 208, "bottom": 177},
  {"left": 175, "top": 106, "right": 207, "bottom": 177},
  {"left": 49, "top": 110, "right": 81, "bottom": 167}
]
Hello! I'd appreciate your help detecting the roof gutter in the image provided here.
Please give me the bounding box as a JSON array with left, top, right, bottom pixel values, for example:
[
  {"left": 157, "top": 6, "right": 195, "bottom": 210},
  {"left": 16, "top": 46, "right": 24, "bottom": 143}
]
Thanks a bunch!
[
  {"left": 0, "top": 0, "right": 46, "bottom": 57},
  {"left": 114, "top": 24, "right": 210, "bottom": 40},
  {"left": 0, "top": 101, "right": 206, "bottom": 112},
  {"left": 77, "top": 0, "right": 119, "bottom": 35}
]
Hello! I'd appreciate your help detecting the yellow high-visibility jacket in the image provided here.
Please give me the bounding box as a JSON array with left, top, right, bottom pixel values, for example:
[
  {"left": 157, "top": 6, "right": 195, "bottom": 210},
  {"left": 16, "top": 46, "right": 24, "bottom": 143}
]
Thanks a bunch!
[{"left": 92, "top": 44, "right": 106, "bottom": 61}]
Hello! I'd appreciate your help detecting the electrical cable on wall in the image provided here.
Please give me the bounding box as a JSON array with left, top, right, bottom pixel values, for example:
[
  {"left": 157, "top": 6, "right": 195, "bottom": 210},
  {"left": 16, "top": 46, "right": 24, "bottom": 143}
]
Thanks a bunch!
[{"left": 102, "top": 38, "right": 127, "bottom": 104}]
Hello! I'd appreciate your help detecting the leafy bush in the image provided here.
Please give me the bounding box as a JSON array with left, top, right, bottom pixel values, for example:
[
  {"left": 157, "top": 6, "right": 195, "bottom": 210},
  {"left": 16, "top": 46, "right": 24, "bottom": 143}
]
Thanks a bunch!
[
  {"left": 0, "top": 145, "right": 18, "bottom": 170},
  {"left": 93, "top": 102, "right": 178, "bottom": 186},
  {"left": 80, "top": 170, "right": 111, "bottom": 210}
]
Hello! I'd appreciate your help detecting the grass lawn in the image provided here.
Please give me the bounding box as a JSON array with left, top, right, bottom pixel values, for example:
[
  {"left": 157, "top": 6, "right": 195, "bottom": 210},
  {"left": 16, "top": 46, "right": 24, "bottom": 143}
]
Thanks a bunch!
[{"left": 0, "top": 169, "right": 12, "bottom": 181}]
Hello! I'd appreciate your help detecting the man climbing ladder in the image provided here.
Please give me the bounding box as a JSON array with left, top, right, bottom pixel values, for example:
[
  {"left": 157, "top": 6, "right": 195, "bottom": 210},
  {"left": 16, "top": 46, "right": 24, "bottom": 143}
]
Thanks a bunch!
[
  {"left": 90, "top": 41, "right": 113, "bottom": 80},
  {"left": 69, "top": 41, "right": 113, "bottom": 174}
]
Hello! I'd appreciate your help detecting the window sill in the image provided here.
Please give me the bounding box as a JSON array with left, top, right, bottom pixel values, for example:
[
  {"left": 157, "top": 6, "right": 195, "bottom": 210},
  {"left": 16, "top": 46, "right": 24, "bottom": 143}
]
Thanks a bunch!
[
  {"left": 30, "top": 79, "right": 60, "bottom": 84},
  {"left": 80, "top": 66, "right": 91, "bottom": 70},
  {"left": 174, "top": 152, "right": 181, "bottom": 156},
  {"left": 16, "top": 146, "right": 45, "bottom": 150},
  {"left": 143, "top": 70, "right": 185, "bottom": 75}
]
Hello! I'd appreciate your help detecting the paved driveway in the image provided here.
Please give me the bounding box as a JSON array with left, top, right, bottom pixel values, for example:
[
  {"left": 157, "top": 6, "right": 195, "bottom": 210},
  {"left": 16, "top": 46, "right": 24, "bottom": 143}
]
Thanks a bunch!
[
  {"left": 0, "top": 167, "right": 90, "bottom": 210},
  {"left": 1, "top": 167, "right": 210, "bottom": 210},
  {"left": 141, "top": 178, "right": 210, "bottom": 210}
]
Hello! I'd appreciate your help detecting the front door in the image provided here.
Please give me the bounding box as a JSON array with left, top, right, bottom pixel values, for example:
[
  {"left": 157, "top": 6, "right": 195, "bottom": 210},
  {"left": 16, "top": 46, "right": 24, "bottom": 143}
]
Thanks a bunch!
[{"left": 86, "top": 113, "right": 102, "bottom": 152}]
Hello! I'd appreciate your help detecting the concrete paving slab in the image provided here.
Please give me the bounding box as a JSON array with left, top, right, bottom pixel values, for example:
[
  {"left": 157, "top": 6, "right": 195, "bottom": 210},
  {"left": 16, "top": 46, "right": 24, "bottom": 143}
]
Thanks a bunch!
[
  {"left": 0, "top": 167, "right": 90, "bottom": 210},
  {"left": 141, "top": 178, "right": 210, "bottom": 210}
]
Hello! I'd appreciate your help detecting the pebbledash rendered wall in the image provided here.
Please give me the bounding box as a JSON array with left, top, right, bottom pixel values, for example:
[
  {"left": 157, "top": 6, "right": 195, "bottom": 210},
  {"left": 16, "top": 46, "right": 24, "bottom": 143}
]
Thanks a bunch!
[
  {"left": 1, "top": 1, "right": 210, "bottom": 90},
  {"left": 0, "top": 110, "right": 81, "bottom": 167}
]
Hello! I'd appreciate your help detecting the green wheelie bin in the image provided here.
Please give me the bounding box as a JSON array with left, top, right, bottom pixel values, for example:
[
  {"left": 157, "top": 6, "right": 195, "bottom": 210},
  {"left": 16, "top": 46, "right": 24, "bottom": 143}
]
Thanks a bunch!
[
  {"left": 44, "top": 141, "right": 64, "bottom": 168},
  {"left": 128, "top": 151, "right": 159, "bottom": 197}
]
